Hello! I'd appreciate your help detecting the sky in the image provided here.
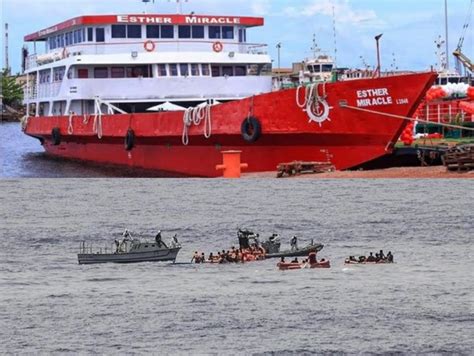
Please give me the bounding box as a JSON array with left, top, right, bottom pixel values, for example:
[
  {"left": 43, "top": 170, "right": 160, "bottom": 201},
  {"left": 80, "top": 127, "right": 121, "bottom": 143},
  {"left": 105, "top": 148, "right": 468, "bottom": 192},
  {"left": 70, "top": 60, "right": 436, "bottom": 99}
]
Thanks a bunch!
[{"left": 1, "top": 0, "right": 472, "bottom": 74}]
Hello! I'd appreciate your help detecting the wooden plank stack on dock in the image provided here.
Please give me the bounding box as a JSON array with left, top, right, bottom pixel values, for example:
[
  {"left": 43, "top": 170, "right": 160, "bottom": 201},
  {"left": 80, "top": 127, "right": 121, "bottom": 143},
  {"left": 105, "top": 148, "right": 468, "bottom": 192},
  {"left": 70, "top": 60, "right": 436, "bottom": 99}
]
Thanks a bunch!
[
  {"left": 443, "top": 144, "right": 474, "bottom": 172},
  {"left": 277, "top": 161, "right": 336, "bottom": 178}
]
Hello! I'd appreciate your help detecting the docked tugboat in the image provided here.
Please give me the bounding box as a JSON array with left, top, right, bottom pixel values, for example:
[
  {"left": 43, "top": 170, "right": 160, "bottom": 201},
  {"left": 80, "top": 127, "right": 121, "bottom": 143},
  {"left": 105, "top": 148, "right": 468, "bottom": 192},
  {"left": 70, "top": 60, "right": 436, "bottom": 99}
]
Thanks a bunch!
[
  {"left": 237, "top": 229, "right": 324, "bottom": 259},
  {"left": 78, "top": 230, "right": 181, "bottom": 265}
]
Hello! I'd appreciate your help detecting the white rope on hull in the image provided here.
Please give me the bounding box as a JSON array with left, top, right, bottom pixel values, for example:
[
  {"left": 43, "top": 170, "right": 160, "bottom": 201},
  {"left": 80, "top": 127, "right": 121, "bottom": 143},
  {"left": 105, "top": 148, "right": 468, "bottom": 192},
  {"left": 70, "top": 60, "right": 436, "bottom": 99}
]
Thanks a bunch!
[{"left": 182, "top": 101, "right": 213, "bottom": 146}]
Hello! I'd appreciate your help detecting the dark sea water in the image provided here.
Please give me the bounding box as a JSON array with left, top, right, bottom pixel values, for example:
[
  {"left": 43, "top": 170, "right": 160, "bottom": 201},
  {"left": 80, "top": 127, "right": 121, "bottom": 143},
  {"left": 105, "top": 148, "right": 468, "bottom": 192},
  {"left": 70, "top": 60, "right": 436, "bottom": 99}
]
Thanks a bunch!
[{"left": 1, "top": 178, "right": 473, "bottom": 354}]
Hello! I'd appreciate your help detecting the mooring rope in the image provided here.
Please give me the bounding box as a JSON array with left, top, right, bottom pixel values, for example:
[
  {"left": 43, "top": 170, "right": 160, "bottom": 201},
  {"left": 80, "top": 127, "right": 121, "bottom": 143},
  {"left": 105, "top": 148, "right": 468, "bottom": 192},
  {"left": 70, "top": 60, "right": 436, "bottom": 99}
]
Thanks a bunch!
[{"left": 340, "top": 104, "right": 474, "bottom": 132}]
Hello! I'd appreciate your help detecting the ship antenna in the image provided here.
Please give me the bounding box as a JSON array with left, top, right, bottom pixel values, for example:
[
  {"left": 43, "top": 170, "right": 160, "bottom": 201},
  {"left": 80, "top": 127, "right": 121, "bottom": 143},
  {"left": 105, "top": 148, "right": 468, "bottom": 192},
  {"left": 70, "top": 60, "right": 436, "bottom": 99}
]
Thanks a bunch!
[
  {"left": 168, "top": 0, "right": 189, "bottom": 14},
  {"left": 332, "top": 1, "right": 338, "bottom": 68},
  {"left": 141, "top": 0, "right": 155, "bottom": 14},
  {"left": 311, "top": 34, "right": 320, "bottom": 58}
]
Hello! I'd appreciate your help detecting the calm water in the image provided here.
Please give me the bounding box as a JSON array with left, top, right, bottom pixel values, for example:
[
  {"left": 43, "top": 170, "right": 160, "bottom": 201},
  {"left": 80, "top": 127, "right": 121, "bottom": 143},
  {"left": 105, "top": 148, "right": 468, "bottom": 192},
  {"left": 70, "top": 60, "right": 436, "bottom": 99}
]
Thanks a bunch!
[{"left": 1, "top": 179, "right": 473, "bottom": 354}]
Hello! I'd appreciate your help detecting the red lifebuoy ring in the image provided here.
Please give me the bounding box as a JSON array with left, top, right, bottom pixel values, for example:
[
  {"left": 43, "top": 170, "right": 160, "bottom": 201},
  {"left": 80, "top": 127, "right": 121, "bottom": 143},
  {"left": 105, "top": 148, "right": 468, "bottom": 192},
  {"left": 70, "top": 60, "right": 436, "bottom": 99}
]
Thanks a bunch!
[
  {"left": 144, "top": 40, "right": 156, "bottom": 52},
  {"left": 213, "top": 41, "right": 223, "bottom": 53}
]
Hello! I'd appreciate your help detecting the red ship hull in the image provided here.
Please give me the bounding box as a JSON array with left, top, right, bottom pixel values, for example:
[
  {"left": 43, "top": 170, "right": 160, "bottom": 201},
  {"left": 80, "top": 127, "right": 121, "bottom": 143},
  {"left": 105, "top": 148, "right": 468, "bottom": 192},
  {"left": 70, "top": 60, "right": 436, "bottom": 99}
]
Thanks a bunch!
[{"left": 25, "top": 73, "right": 436, "bottom": 177}]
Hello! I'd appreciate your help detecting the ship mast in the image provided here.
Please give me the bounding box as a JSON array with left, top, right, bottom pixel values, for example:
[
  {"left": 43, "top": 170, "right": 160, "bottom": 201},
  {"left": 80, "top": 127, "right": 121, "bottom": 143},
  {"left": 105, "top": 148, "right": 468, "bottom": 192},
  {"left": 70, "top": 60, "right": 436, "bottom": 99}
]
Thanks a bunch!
[
  {"left": 168, "top": 0, "right": 188, "bottom": 14},
  {"left": 444, "top": 0, "right": 450, "bottom": 70}
]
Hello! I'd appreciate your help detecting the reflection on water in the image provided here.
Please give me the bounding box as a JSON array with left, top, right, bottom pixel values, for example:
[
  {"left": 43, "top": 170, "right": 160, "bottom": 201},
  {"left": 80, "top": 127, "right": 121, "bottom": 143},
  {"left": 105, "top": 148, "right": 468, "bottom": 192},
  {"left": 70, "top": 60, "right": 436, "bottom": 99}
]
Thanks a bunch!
[{"left": 0, "top": 122, "right": 173, "bottom": 178}]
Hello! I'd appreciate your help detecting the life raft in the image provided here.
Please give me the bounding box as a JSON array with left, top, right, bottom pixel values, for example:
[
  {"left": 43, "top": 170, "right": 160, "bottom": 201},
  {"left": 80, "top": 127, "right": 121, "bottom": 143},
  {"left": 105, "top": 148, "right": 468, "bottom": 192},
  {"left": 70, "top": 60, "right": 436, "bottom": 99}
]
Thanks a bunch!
[{"left": 278, "top": 260, "right": 331, "bottom": 270}]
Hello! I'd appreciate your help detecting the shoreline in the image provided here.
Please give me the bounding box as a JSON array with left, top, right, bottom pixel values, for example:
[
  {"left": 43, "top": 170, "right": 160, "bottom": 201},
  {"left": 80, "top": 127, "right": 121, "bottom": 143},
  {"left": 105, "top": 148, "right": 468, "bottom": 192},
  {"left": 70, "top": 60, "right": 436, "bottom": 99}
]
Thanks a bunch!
[{"left": 244, "top": 166, "right": 474, "bottom": 179}]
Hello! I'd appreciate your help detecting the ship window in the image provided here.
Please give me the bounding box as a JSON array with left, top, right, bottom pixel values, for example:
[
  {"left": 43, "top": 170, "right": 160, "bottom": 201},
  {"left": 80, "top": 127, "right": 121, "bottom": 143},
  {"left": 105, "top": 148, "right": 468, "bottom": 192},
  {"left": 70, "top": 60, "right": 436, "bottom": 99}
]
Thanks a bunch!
[
  {"left": 158, "top": 64, "right": 167, "bottom": 76},
  {"left": 322, "top": 64, "right": 333, "bottom": 73},
  {"left": 151, "top": 245, "right": 156, "bottom": 248},
  {"left": 94, "top": 68, "right": 109, "bottom": 78},
  {"left": 78, "top": 30, "right": 82, "bottom": 43},
  {"left": 111, "top": 67, "right": 125, "bottom": 78},
  {"left": 192, "top": 26, "right": 204, "bottom": 39},
  {"left": 87, "top": 28, "right": 94, "bottom": 42},
  {"left": 112, "top": 25, "right": 126, "bottom": 38},
  {"left": 147, "top": 25, "right": 160, "bottom": 39},
  {"left": 201, "top": 64, "right": 210, "bottom": 76},
  {"left": 238, "top": 28, "right": 246, "bottom": 43},
  {"left": 161, "top": 25, "right": 174, "bottom": 39},
  {"left": 191, "top": 64, "right": 200, "bottom": 76},
  {"left": 222, "top": 66, "right": 234, "bottom": 77},
  {"left": 126, "top": 65, "right": 151, "bottom": 78},
  {"left": 96, "top": 28, "right": 105, "bottom": 42},
  {"left": 222, "top": 26, "right": 234, "bottom": 39},
  {"left": 58, "top": 34, "right": 64, "bottom": 48},
  {"left": 209, "top": 26, "right": 221, "bottom": 39},
  {"left": 49, "top": 37, "right": 55, "bottom": 50},
  {"left": 53, "top": 67, "right": 65, "bottom": 82},
  {"left": 180, "top": 64, "right": 189, "bottom": 76},
  {"left": 235, "top": 66, "right": 246, "bottom": 76},
  {"left": 78, "top": 69, "right": 89, "bottom": 79},
  {"left": 127, "top": 25, "right": 142, "bottom": 39},
  {"left": 178, "top": 25, "right": 191, "bottom": 39},
  {"left": 169, "top": 64, "right": 178, "bottom": 76},
  {"left": 211, "top": 65, "right": 221, "bottom": 77}
]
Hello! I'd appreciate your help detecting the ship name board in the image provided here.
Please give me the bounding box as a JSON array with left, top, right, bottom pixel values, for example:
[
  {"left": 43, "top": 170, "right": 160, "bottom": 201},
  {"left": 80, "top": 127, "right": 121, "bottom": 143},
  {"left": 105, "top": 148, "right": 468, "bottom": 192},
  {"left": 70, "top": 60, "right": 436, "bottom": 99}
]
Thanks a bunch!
[
  {"left": 356, "top": 88, "right": 393, "bottom": 107},
  {"left": 39, "top": 26, "right": 59, "bottom": 37},
  {"left": 117, "top": 15, "right": 241, "bottom": 25}
]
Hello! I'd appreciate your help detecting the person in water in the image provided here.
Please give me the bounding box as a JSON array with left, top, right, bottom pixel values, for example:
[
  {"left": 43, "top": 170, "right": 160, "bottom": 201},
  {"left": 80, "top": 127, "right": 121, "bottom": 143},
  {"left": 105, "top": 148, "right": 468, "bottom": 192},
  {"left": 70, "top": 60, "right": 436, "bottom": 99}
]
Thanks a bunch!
[
  {"left": 367, "top": 252, "right": 376, "bottom": 262},
  {"left": 191, "top": 251, "right": 201, "bottom": 264},
  {"left": 387, "top": 251, "right": 394, "bottom": 263}
]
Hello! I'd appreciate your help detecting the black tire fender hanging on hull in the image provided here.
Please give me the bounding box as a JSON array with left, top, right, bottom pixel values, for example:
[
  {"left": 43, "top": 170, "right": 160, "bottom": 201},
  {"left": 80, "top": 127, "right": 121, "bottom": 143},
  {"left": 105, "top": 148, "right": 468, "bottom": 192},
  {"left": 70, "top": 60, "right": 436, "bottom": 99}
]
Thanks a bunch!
[
  {"left": 125, "top": 129, "right": 135, "bottom": 151},
  {"left": 241, "top": 117, "right": 262, "bottom": 143},
  {"left": 51, "top": 127, "right": 61, "bottom": 146}
]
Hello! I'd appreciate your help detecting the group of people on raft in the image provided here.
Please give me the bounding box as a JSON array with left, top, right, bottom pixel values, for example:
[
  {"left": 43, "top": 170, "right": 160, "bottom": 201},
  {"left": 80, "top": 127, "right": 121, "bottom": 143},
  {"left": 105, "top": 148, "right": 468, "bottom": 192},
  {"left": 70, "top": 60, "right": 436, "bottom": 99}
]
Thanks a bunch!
[
  {"left": 191, "top": 245, "right": 266, "bottom": 264},
  {"left": 345, "top": 250, "right": 394, "bottom": 264}
]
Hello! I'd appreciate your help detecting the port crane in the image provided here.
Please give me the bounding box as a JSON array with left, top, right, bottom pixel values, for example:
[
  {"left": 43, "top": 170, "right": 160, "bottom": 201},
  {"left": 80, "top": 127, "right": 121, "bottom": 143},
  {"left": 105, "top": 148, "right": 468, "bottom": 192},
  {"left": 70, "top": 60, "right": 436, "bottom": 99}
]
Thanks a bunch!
[{"left": 453, "top": 0, "right": 473, "bottom": 74}]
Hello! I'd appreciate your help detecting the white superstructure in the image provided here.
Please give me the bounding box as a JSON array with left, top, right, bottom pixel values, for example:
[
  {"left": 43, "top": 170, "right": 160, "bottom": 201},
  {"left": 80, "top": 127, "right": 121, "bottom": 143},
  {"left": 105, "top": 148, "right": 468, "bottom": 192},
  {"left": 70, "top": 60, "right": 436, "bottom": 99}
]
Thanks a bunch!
[{"left": 23, "top": 14, "right": 272, "bottom": 117}]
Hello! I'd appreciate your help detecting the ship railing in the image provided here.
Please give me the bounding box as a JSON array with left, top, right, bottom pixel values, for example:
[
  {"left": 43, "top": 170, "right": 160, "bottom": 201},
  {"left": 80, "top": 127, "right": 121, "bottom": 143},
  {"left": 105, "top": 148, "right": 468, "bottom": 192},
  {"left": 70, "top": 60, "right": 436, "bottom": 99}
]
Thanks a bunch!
[
  {"left": 419, "top": 100, "right": 473, "bottom": 124},
  {"left": 79, "top": 241, "right": 117, "bottom": 255},
  {"left": 25, "top": 54, "right": 38, "bottom": 71}
]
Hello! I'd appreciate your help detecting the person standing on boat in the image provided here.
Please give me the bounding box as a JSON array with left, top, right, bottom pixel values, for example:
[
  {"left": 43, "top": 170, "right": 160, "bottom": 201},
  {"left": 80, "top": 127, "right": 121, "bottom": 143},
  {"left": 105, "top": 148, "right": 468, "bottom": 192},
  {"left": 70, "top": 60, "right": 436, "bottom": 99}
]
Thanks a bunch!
[
  {"left": 170, "top": 235, "right": 180, "bottom": 248},
  {"left": 155, "top": 231, "right": 163, "bottom": 247},
  {"left": 290, "top": 236, "right": 298, "bottom": 251}
]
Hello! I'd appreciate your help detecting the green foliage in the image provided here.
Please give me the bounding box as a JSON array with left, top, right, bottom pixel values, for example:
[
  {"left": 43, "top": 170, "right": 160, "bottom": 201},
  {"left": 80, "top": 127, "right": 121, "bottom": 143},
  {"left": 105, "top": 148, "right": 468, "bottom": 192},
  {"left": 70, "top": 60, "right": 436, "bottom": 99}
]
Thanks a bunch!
[{"left": 1, "top": 69, "right": 24, "bottom": 106}]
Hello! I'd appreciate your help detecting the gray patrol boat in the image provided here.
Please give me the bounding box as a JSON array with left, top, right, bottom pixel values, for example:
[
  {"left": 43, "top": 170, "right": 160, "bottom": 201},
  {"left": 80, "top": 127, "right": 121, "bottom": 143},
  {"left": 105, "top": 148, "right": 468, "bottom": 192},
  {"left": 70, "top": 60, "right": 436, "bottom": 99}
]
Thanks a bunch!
[{"left": 78, "top": 230, "right": 181, "bottom": 265}]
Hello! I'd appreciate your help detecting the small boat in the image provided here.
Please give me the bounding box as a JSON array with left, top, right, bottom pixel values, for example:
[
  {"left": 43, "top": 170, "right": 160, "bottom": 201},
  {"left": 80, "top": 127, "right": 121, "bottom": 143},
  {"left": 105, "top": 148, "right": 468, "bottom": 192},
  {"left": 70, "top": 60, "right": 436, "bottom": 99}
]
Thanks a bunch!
[
  {"left": 344, "top": 260, "right": 393, "bottom": 265},
  {"left": 278, "top": 260, "right": 331, "bottom": 270},
  {"left": 238, "top": 229, "right": 324, "bottom": 259},
  {"left": 78, "top": 230, "right": 181, "bottom": 265}
]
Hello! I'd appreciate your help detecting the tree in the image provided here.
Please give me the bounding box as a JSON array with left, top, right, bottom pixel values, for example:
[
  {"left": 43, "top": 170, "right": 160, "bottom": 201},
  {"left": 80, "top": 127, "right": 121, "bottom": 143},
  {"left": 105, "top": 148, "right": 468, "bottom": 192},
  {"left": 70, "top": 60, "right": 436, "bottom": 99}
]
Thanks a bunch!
[{"left": 1, "top": 69, "right": 24, "bottom": 107}]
